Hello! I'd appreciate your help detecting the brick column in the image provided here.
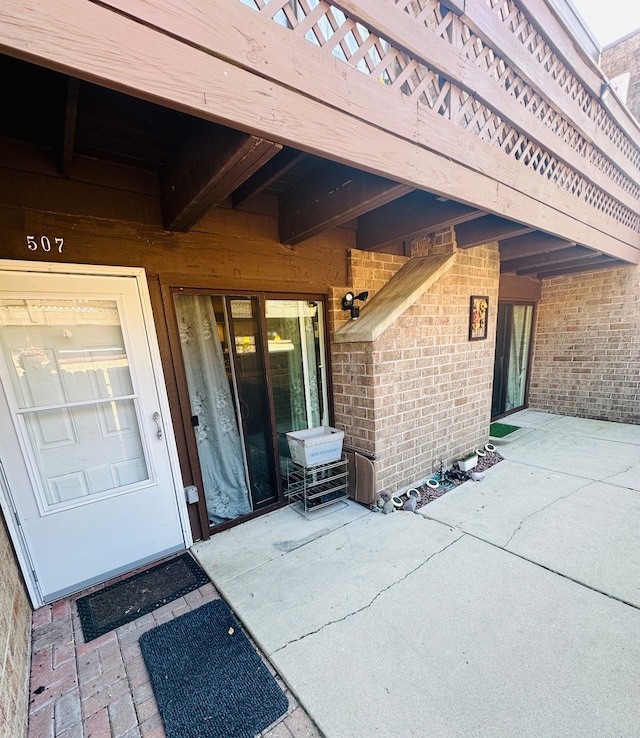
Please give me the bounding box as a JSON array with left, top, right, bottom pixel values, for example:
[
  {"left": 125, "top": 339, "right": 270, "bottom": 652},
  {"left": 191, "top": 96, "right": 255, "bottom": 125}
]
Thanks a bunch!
[{"left": 330, "top": 233, "right": 500, "bottom": 495}]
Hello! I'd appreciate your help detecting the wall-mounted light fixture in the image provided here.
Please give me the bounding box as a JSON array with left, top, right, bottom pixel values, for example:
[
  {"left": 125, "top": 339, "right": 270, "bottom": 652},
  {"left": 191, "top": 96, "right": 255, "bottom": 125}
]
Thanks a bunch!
[{"left": 341, "top": 291, "right": 369, "bottom": 319}]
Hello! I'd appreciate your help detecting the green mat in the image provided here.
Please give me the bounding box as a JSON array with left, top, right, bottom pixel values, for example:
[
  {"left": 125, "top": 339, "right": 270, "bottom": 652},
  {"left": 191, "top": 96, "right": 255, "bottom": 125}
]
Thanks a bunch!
[{"left": 490, "top": 422, "right": 520, "bottom": 438}]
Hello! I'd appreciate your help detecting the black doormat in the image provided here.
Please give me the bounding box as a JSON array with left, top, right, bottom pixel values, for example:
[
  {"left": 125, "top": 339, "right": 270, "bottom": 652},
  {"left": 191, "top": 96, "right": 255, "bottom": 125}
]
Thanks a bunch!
[
  {"left": 76, "top": 553, "right": 210, "bottom": 642},
  {"left": 140, "top": 599, "right": 289, "bottom": 738}
]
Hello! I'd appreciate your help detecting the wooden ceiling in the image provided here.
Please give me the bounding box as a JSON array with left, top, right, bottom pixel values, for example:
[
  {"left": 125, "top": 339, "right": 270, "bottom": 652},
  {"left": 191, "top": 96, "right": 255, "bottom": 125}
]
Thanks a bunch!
[{"left": 0, "top": 53, "right": 622, "bottom": 278}]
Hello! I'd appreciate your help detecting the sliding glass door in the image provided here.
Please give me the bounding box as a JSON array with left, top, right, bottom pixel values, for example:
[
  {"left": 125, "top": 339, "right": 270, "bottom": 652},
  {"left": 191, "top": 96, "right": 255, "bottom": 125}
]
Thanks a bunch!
[
  {"left": 491, "top": 303, "right": 534, "bottom": 418},
  {"left": 173, "top": 292, "right": 329, "bottom": 530}
]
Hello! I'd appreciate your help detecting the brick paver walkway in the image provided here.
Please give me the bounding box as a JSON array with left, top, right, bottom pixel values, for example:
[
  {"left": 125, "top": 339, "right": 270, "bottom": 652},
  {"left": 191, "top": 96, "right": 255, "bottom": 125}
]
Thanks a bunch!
[{"left": 27, "top": 564, "right": 322, "bottom": 738}]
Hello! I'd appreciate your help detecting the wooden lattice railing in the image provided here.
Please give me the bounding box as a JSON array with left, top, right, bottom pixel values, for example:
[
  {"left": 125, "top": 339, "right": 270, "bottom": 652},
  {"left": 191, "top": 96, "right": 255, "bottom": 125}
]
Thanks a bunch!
[
  {"left": 489, "top": 0, "right": 640, "bottom": 167},
  {"left": 243, "top": 0, "right": 640, "bottom": 234}
]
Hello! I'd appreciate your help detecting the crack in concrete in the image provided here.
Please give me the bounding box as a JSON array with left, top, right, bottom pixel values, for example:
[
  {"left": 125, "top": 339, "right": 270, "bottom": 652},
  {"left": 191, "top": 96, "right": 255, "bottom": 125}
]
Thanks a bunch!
[
  {"left": 270, "top": 534, "right": 464, "bottom": 656},
  {"left": 601, "top": 459, "right": 640, "bottom": 486},
  {"left": 455, "top": 529, "right": 640, "bottom": 612},
  {"left": 501, "top": 481, "right": 592, "bottom": 548}
]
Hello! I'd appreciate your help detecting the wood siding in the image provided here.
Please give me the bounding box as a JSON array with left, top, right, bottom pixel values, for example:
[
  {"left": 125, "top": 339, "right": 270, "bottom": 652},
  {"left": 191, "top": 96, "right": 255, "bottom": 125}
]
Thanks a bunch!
[{"left": 0, "top": 204, "right": 351, "bottom": 289}]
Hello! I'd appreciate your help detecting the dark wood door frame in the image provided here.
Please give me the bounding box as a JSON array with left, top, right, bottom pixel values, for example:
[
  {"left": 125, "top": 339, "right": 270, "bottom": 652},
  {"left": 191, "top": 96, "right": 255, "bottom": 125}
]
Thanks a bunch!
[
  {"left": 158, "top": 281, "right": 333, "bottom": 540},
  {"left": 491, "top": 300, "right": 536, "bottom": 420}
]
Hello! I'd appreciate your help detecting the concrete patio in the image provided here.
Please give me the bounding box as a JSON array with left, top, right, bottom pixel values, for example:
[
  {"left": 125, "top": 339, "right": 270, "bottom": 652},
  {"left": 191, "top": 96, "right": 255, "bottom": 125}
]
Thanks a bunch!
[{"left": 193, "top": 410, "right": 640, "bottom": 737}]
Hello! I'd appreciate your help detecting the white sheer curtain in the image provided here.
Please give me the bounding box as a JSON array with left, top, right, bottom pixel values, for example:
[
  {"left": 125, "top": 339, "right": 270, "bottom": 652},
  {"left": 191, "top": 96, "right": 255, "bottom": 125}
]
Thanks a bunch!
[
  {"left": 302, "top": 310, "right": 321, "bottom": 427},
  {"left": 266, "top": 301, "right": 323, "bottom": 432},
  {"left": 174, "top": 295, "right": 251, "bottom": 525}
]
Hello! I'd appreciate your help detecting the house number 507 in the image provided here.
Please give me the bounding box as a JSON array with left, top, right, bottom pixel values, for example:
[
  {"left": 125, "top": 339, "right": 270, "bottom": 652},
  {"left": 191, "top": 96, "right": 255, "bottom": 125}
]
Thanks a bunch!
[{"left": 26, "top": 235, "right": 64, "bottom": 253}]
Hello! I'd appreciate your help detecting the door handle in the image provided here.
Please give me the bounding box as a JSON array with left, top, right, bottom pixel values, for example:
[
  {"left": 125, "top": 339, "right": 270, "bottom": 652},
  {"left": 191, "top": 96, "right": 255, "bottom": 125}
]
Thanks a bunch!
[{"left": 152, "top": 412, "right": 163, "bottom": 439}]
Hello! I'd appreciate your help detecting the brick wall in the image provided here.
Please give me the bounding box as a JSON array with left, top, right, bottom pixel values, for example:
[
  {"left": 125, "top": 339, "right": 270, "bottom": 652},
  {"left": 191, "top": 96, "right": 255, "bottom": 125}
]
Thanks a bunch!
[
  {"left": 601, "top": 30, "right": 640, "bottom": 121},
  {"left": 331, "top": 232, "right": 500, "bottom": 494},
  {"left": 528, "top": 264, "right": 640, "bottom": 423},
  {"left": 329, "top": 251, "right": 408, "bottom": 458},
  {"left": 0, "top": 513, "right": 31, "bottom": 738},
  {"left": 347, "top": 249, "right": 408, "bottom": 293}
]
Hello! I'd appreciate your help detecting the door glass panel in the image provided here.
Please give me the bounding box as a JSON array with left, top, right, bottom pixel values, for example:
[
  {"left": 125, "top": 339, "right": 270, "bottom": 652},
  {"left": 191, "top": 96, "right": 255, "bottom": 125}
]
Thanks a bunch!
[
  {"left": 506, "top": 305, "right": 533, "bottom": 411},
  {"left": 265, "top": 299, "right": 329, "bottom": 460},
  {"left": 228, "top": 298, "right": 278, "bottom": 507},
  {"left": 0, "top": 298, "right": 149, "bottom": 510},
  {"left": 491, "top": 303, "right": 533, "bottom": 417},
  {"left": 173, "top": 294, "right": 252, "bottom": 526},
  {"left": 491, "top": 304, "right": 511, "bottom": 418}
]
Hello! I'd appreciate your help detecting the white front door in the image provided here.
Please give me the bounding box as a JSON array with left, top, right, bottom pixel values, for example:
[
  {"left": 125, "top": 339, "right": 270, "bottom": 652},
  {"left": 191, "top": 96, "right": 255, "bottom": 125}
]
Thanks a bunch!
[{"left": 0, "top": 263, "right": 189, "bottom": 604}]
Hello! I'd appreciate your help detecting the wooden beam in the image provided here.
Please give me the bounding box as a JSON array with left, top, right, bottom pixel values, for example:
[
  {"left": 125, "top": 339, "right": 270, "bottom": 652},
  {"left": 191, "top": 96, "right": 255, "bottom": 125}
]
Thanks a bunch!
[
  {"left": 86, "top": 0, "right": 640, "bottom": 243},
  {"left": 2, "top": 0, "right": 638, "bottom": 262},
  {"left": 232, "top": 148, "right": 307, "bottom": 208},
  {"left": 455, "top": 215, "right": 534, "bottom": 249},
  {"left": 278, "top": 162, "right": 411, "bottom": 245},
  {"left": 61, "top": 76, "right": 79, "bottom": 178},
  {"left": 161, "top": 119, "right": 282, "bottom": 231},
  {"left": 356, "top": 191, "right": 483, "bottom": 251},
  {"left": 535, "top": 256, "right": 621, "bottom": 279},
  {"left": 500, "top": 233, "right": 575, "bottom": 261},
  {"left": 501, "top": 245, "right": 597, "bottom": 273},
  {"left": 516, "top": 254, "right": 602, "bottom": 276}
]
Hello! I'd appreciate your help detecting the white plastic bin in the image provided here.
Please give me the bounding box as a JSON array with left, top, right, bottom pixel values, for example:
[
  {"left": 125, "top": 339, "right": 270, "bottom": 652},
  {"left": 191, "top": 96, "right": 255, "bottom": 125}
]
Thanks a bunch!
[{"left": 286, "top": 426, "right": 344, "bottom": 467}]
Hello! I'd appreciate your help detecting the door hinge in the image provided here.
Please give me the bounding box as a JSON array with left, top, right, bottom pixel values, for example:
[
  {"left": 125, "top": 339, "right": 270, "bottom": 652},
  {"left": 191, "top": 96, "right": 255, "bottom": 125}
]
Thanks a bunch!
[
  {"left": 0, "top": 459, "right": 41, "bottom": 593},
  {"left": 0, "top": 461, "right": 21, "bottom": 527}
]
